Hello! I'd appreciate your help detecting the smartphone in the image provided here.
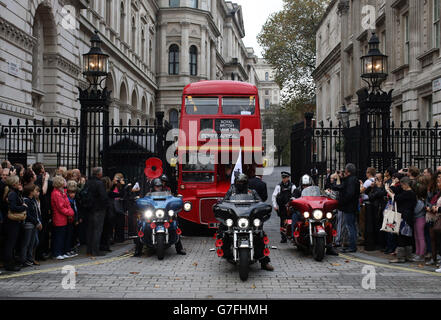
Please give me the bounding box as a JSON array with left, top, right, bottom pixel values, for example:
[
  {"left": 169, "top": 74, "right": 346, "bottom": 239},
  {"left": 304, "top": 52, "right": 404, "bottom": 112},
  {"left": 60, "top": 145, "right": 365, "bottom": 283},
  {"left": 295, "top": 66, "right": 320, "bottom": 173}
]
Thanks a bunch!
[{"left": 402, "top": 168, "right": 408, "bottom": 172}]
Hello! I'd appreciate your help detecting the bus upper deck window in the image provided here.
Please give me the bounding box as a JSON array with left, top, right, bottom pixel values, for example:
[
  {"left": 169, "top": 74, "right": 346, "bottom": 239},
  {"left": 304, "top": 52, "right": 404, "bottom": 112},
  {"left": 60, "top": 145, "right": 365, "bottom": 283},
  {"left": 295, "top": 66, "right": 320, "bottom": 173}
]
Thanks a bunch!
[
  {"left": 185, "top": 96, "right": 219, "bottom": 115},
  {"left": 222, "top": 96, "right": 255, "bottom": 115}
]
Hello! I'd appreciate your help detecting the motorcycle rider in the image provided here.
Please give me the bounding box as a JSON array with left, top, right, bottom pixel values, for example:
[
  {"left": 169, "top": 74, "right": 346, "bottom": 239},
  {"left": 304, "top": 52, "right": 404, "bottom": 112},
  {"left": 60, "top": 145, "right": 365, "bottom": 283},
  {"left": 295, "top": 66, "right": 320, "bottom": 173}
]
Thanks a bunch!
[
  {"left": 160, "top": 174, "right": 172, "bottom": 192},
  {"left": 221, "top": 173, "right": 274, "bottom": 271},
  {"left": 272, "top": 171, "right": 296, "bottom": 243},
  {"left": 133, "top": 178, "right": 186, "bottom": 257},
  {"left": 291, "top": 174, "right": 339, "bottom": 256}
]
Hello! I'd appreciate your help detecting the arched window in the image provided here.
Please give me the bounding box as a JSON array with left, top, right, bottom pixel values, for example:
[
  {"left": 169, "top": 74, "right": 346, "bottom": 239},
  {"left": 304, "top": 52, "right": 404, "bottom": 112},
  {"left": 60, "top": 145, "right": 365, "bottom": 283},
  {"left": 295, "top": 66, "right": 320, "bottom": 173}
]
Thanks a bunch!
[
  {"left": 169, "top": 109, "right": 179, "bottom": 128},
  {"left": 169, "top": 44, "right": 179, "bottom": 75},
  {"left": 120, "top": 2, "right": 125, "bottom": 42},
  {"left": 190, "top": 0, "right": 198, "bottom": 8},
  {"left": 189, "top": 45, "right": 197, "bottom": 76},
  {"left": 169, "top": 0, "right": 179, "bottom": 7}
]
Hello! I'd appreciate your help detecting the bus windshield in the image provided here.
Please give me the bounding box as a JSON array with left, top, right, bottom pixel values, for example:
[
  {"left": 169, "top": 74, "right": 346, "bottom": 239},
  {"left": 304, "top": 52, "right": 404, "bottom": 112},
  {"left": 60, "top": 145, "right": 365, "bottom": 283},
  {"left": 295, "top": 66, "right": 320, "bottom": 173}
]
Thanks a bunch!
[
  {"left": 181, "top": 152, "right": 215, "bottom": 182},
  {"left": 222, "top": 96, "right": 255, "bottom": 115},
  {"left": 185, "top": 96, "right": 218, "bottom": 115}
]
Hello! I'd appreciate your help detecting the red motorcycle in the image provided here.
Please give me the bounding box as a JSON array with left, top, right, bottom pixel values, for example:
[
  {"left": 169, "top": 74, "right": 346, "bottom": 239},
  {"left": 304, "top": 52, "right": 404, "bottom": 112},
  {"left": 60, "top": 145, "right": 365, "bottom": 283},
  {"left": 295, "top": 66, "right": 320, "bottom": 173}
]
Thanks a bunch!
[{"left": 283, "top": 186, "right": 338, "bottom": 261}]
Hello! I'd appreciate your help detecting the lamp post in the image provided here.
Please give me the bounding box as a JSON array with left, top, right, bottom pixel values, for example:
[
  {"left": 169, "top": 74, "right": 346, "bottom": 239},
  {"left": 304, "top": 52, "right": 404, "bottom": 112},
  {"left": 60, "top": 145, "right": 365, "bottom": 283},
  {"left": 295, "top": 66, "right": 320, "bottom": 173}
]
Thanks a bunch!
[
  {"left": 357, "top": 32, "right": 392, "bottom": 176},
  {"left": 337, "top": 105, "right": 350, "bottom": 128},
  {"left": 78, "top": 31, "right": 111, "bottom": 176}
]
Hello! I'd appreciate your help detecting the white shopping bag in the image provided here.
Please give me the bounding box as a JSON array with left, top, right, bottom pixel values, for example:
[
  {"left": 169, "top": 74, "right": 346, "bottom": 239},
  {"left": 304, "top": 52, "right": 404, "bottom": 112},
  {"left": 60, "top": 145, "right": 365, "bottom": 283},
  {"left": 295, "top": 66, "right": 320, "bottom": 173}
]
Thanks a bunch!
[{"left": 380, "top": 201, "right": 402, "bottom": 234}]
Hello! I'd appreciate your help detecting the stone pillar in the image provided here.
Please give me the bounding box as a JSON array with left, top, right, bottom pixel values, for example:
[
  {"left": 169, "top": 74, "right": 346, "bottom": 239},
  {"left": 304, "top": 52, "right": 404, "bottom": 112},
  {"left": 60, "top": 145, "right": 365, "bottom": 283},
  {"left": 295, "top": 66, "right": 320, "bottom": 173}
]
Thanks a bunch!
[
  {"left": 160, "top": 24, "right": 167, "bottom": 75},
  {"left": 211, "top": 41, "right": 216, "bottom": 80},
  {"left": 408, "top": 0, "right": 419, "bottom": 74},
  {"left": 207, "top": 39, "right": 211, "bottom": 79},
  {"left": 200, "top": 26, "right": 207, "bottom": 78},
  {"left": 181, "top": 22, "right": 190, "bottom": 76},
  {"left": 338, "top": 0, "right": 349, "bottom": 104}
]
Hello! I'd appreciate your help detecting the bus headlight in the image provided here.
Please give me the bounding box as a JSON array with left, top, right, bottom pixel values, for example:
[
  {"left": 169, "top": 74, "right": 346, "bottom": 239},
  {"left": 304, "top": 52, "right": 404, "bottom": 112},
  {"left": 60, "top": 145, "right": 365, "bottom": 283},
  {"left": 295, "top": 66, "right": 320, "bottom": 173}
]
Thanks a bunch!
[
  {"left": 238, "top": 218, "right": 249, "bottom": 229},
  {"left": 168, "top": 210, "right": 174, "bottom": 217},
  {"left": 156, "top": 209, "right": 165, "bottom": 219},
  {"left": 144, "top": 210, "right": 153, "bottom": 219},
  {"left": 326, "top": 212, "right": 333, "bottom": 219},
  {"left": 303, "top": 211, "right": 310, "bottom": 218},
  {"left": 313, "top": 210, "right": 323, "bottom": 220},
  {"left": 226, "top": 219, "right": 233, "bottom": 227},
  {"left": 253, "top": 218, "right": 261, "bottom": 227},
  {"left": 183, "top": 202, "right": 192, "bottom": 211}
]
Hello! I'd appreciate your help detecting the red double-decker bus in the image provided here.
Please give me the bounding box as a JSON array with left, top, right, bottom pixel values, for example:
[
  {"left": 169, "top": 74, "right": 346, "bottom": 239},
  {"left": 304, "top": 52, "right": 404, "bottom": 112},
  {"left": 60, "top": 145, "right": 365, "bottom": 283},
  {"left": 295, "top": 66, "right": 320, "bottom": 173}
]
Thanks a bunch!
[{"left": 175, "top": 80, "right": 264, "bottom": 231}]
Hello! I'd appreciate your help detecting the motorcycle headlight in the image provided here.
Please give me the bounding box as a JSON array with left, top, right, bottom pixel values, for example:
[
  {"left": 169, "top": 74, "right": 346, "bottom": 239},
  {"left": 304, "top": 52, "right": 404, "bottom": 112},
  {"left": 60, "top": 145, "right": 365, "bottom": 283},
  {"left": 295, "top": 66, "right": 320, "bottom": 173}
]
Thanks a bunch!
[
  {"left": 144, "top": 210, "right": 153, "bottom": 219},
  {"left": 253, "top": 218, "right": 261, "bottom": 227},
  {"left": 303, "top": 211, "right": 310, "bottom": 218},
  {"left": 183, "top": 202, "right": 192, "bottom": 212},
  {"left": 156, "top": 209, "right": 165, "bottom": 219},
  {"left": 168, "top": 210, "right": 174, "bottom": 217},
  {"left": 326, "top": 212, "right": 333, "bottom": 219},
  {"left": 226, "top": 219, "right": 233, "bottom": 227},
  {"left": 237, "top": 218, "right": 249, "bottom": 229},
  {"left": 313, "top": 210, "right": 323, "bottom": 220}
]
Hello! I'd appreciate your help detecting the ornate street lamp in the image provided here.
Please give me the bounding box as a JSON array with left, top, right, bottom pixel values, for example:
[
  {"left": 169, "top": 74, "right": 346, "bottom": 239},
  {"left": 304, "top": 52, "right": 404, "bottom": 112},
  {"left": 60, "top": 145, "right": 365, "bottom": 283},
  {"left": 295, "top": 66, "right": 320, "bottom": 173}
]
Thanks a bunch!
[
  {"left": 78, "top": 30, "right": 111, "bottom": 176},
  {"left": 357, "top": 31, "right": 392, "bottom": 182},
  {"left": 82, "top": 30, "right": 109, "bottom": 89},
  {"left": 360, "top": 32, "right": 388, "bottom": 92}
]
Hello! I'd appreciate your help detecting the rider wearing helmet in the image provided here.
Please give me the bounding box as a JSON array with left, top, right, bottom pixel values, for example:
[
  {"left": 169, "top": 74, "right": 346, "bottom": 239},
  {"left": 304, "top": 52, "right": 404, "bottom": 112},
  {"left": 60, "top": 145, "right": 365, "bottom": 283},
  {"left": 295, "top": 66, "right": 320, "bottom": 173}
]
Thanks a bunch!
[
  {"left": 292, "top": 174, "right": 314, "bottom": 198},
  {"left": 221, "top": 173, "right": 274, "bottom": 271},
  {"left": 160, "top": 174, "right": 171, "bottom": 192},
  {"left": 224, "top": 173, "right": 261, "bottom": 201},
  {"left": 134, "top": 177, "right": 186, "bottom": 257}
]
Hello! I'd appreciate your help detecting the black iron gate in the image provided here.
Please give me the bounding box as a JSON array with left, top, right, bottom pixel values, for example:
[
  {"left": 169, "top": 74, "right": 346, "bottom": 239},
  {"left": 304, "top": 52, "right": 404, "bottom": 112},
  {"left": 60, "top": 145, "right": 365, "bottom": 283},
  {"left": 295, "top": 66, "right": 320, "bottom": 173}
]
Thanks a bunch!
[
  {"left": 291, "top": 112, "right": 441, "bottom": 186},
  {"left": 0, "top": 112, "right": 174, "bottom": 186}
]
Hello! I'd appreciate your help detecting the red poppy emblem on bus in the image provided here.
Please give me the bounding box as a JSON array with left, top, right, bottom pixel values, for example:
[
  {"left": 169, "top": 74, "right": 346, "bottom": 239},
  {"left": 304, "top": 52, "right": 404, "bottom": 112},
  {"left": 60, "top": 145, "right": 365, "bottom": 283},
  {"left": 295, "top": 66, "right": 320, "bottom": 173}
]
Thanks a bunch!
[{"left": 144, "top": 157, "right": 163, "bottom": 179}]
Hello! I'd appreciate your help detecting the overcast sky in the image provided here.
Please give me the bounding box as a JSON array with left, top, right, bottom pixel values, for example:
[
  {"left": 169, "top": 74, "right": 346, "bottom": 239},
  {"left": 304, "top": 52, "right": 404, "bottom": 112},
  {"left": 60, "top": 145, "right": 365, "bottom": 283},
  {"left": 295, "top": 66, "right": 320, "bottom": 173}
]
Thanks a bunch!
[{"left": 232, "top": 0, "right": 284, "bottom": 57}]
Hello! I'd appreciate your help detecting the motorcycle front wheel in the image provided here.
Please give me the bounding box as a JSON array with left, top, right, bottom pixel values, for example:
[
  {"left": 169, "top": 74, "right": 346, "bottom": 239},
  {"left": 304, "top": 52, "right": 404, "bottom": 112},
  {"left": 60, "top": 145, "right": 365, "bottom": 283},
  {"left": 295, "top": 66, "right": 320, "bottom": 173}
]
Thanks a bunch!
[
  {"left": 238, "top": 248, "right": 250, "bottom": 281},
  {"left": 156, "top": 233, "right": 166, "bottom": 260},
  {"left": 312, "top": 237, "right": 325, "bottom": 262}
]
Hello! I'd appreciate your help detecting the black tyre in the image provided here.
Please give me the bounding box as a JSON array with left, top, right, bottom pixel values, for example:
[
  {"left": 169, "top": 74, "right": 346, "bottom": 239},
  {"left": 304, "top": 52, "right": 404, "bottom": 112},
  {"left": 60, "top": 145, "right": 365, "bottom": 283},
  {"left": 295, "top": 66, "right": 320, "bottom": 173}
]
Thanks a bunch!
[
  {"left": 312, "top": 237, "right": 325, "bottom": 261},
  {"left": 156, "top": 233, "right": 166, "bottom": 260},
  {"left": 238, "top": 248, "right": 250, "bottom": 281}
]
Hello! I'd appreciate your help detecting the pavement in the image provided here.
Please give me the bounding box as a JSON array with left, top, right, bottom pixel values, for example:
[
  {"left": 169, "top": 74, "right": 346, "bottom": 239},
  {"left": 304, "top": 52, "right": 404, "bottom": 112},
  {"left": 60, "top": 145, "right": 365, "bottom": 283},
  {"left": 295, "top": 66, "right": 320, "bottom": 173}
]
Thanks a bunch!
[{"left": 0, "top": 166, "right": 440, "bottom": 299}]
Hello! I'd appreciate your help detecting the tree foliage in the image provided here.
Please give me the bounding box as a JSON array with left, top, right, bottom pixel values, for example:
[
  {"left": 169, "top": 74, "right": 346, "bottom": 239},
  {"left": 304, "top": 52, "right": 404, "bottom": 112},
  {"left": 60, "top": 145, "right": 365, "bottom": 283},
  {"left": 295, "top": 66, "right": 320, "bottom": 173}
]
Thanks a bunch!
[{"left": 258, "top": 0, "right": 329, "bottom": 103}]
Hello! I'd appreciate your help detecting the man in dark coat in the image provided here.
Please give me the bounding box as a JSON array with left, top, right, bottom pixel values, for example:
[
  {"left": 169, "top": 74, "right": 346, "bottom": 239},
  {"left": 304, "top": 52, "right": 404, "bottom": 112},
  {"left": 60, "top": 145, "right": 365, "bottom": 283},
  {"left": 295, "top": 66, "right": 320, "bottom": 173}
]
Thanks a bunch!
[
  {"left": 248, "top": 167, "right": 268, "bottom": 202},
  {"left": 331, "top": 163, "right": 360, "bottom": 253},
  {"left": 84, "top": 167, "right": 109, "bottom": 256}
]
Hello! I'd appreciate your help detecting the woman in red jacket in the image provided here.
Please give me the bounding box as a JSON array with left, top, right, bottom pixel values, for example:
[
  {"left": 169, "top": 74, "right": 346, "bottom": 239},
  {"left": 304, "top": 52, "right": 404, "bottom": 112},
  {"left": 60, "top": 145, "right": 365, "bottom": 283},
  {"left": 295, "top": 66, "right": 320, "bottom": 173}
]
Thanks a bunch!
[{"left": 51, "top": 176, "right": 74, "bottom": 260}]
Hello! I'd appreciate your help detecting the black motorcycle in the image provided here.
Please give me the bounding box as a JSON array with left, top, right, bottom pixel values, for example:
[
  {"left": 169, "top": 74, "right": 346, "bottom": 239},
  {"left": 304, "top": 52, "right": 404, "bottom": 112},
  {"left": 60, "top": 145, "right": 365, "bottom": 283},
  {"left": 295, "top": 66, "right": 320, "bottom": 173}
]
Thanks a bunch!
[{"left": 213, "top": 196, "right": 272, "bottom": 281}]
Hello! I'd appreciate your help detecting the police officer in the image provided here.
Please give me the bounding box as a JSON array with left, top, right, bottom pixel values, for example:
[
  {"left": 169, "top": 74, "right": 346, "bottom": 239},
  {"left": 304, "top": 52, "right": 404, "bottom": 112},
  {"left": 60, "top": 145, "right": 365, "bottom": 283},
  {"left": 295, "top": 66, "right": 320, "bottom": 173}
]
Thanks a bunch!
[
  {"left": 223, "top": 174, "right": 274, "bottom": 271},
  {"left": 272, "top": 171, "right": 296, "bottom": 243},
  {"left": 133, "top": 178, "right": 186, "bottom": 257}
]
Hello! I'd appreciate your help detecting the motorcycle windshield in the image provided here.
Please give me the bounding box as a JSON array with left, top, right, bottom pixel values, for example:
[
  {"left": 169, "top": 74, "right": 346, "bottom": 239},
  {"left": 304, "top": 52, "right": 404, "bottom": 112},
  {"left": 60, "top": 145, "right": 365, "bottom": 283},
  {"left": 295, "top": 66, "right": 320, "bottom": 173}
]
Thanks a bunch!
[{"left": 301, "top": 186, "right": 323, "bottom": 197}]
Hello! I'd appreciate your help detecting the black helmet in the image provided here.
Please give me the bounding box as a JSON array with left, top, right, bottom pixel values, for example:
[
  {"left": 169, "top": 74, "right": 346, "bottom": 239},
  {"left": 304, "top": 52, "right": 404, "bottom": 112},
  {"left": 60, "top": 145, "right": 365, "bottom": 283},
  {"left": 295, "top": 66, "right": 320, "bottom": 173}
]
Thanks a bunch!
[
  {"left": 234, "top": 173, "right": 248, "bottom": 193},
  {"left": 153, "top": 178, "right": 162, "bottom": 187},
  {"left": 160, "top": 174, "right": 168, "bottom": 183}
]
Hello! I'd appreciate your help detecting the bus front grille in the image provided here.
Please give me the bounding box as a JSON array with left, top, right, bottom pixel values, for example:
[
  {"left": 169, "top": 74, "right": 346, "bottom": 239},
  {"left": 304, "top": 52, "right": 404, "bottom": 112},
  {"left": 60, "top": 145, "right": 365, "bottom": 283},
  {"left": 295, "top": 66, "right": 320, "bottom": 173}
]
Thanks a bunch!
[{"left": 200, "top": 198, "right": 219, "bottom": 224}]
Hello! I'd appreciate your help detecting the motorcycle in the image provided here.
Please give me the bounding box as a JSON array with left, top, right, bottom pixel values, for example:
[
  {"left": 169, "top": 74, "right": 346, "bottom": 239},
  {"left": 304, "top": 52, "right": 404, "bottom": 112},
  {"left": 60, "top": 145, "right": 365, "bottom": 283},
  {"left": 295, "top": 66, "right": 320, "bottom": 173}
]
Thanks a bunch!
[
  {"left": 135, "top": 191, "right": 183, "bottom": 260},
  {"left": 284, "top": 186, "right": 338, "bottom": 262},
  {"left": 213, "top": 195, "right": 272, "bottom": 281}
]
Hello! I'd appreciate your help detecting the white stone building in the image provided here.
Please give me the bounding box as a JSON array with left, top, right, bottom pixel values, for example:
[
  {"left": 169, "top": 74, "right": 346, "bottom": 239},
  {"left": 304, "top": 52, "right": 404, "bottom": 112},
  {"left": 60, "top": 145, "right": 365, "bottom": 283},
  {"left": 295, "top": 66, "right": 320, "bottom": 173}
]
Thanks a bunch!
[
  {"left": 313, "top": 0, "right": 441, "bottom": 126},
  {"left": 254, "top": 58, "right": 280, "bottom": 110},
  {"left": 0, "top": 0, "right": 271, "bottom": 130}
]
